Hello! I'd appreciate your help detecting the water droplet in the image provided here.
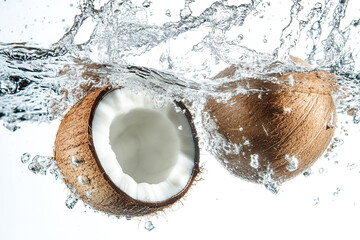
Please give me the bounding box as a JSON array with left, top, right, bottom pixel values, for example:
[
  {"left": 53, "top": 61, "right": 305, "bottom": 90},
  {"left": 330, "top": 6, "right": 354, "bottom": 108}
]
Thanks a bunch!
[
  {"left": 3, "top": 122, "right": 20, "bottom": 132},
  {"left": 144, "top": 221, "right": 155, "bottom": 231},
  {"left": 65, "top": 193, "right": 78, "bottom": 209},
  {"left": 264, "top": 181, "right": 280, "bottom": 194},
  {"left": 259, "top": 170, "right": 281, "bottom": 194},
  {"left": 126, "top": 216, "right": 132, "bottom": 220},
  {"left": 178, "top": 125, "right": 183, "bottom": 130},
  {"left": 239, "top": 127, "right": 243, "bottom": 131},
  {"left": 28, "top": 161, "right": 41, "bottom": 174},
  {"left": 86, "top": 190, "right": 94, "bottom": 198},
  {"left": 318, "top": 168, "right": 325, "bottom": 174},
  {"left": 165, "top": 9, "right": 171, "bottom": 17},
  {"left": 285, "top": 155, "right": 299, "bottom": 172},
  {"left": 333, "top": 187, "right": 342, "bottom": 197},
  {"left": 250, "top": 154, "right": 259, "bottom": 169},
  {"left": 77, "top": 175, "right": 90, "bottom": 184},
  {"left": 142, "top": 0, "right": 151, "bottom": 8},
  {"left": 71, "top": 155, "right": 84, "bottom": 167},
  {"left": 313, "top": 197, "right": 320, "bottom": 206},
  {"left": 21, "top": 152, "right": 31, "bottom": 164},
  {"left": 180, "top": 7, "right": 192, "bottom": 19},
  {"left": 284, "top": 108, "right": 292, "bottom": 114},
  {"left": 29, "top": 155, "right": 53, "bottom": 175},
  {"left": 303, "top": 169, "right": 312, "bottom": 177}
]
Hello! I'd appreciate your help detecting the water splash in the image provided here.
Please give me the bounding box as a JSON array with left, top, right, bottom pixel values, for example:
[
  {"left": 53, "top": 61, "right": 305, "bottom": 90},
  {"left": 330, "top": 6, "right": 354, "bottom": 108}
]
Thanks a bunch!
[{"left": 2, "top": 0, "right": 360, "bottom": 210}]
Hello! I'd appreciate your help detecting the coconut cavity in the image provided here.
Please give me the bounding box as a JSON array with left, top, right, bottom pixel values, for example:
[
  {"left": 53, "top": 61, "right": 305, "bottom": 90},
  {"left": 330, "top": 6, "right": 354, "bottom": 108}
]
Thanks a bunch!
[
  {"left": 92, "top": 89, "right": 195, "bottom": 202},
  {"left": 54, "top": 86, "right": 199, "bottom": 216}
]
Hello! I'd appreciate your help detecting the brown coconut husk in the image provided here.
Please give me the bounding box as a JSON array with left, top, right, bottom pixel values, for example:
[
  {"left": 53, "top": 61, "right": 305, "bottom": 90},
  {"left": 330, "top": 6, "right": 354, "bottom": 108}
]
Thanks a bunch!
[
  {"left": 54, "top": 86, "right": 200, "bottom": 217},
  {"left": 204, "top": 65, "right": 337, "bottom": 183}
]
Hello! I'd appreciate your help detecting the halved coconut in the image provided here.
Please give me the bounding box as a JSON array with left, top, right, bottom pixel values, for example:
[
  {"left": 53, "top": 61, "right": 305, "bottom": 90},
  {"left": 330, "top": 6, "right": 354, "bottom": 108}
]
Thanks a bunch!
[{"left": 54, "top": 86, "right": 200, "bottom": 217}]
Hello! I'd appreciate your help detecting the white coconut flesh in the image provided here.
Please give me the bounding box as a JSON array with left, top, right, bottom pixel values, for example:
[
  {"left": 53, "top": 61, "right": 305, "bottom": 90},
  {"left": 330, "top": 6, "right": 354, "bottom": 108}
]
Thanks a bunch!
[{"left": 92, "top": 89, "right": 196, "bottom": 202}]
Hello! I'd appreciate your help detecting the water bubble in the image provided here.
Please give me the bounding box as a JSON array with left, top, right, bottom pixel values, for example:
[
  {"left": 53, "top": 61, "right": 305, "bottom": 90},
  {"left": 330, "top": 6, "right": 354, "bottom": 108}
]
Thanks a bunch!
[
  {"left": 303, "top": 169, "right": 312, "bottom": 177},
  {"left": 77, "top": 175, "right": 90, "bottom": 184},
  {"left": 65, "top": 193, "right": 79, "bottom": 209},
  {"left": 180, "top": 7, "right": 192, "bottom": 19},
  {"left": 239, "top": 127, "right": 243, "bottom": 131},
  {"left": 144, "top": 221, "right": 155, "bottom": 231},
  {"left": 165, "top": 9, "right": 171, "bottom": 17},
  {"left": 353, "top": 111, "right": 360, "bottom": 124},
  {"left": 28, "top": 161, "right": 41, "bottom": 174},
  {"left": 178, "top": 125, "right": 183, "bottom": 130},
  {"left": 142, "top": 0, "right": 151, "bottom": 8},
  {"left": 285, "top": 155, "right": 299, "bottom": 172},
  {"left": 250, "top": 154, "right": 259, "bottom": 169},
  {"left": 70, "top": 155, "right": 84, "bottom": 167},
  {"left": 126, "top": 216, "right": 132, "bottom": 220},
  {"left": 318, "top": 168, "right": 326, "bottom": 174},
  {"left": 21, "top": 152, "right": 31, "bottom": 164}
]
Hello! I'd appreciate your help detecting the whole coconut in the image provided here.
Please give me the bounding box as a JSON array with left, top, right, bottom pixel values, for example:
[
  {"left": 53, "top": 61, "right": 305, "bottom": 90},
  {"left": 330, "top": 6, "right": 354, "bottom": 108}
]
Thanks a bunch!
[{"left": 204, "top": 66, "right": 337, "bottom": 183}]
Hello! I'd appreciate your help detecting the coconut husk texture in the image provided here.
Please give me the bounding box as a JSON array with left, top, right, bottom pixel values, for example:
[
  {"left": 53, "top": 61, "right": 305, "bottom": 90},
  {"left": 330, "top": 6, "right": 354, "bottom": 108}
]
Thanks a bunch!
[
  {"left": 54, "top": 86, "right": 200, "bottom": 217},
  {"left": 205, "top": 67, "right": 337, "bottom": 183}
]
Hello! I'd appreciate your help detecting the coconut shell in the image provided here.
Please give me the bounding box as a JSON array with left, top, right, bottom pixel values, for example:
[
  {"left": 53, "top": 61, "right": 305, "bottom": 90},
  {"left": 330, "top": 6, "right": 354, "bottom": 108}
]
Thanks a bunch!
[
  {"left": 54, "top": 86, "right": 200, "bottom": 217},
  {"left": 204, "top": 70, "right": 337, "bottom": 183}
]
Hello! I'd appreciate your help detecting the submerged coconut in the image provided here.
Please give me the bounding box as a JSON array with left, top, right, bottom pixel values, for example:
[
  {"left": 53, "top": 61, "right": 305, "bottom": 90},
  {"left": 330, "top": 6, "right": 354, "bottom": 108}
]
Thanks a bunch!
[
  {"left": 204, "top": 65, "right": 337, "bottom": 183},
  {"left": 54, "top": 86, "right": 200, "bottom": 216}
]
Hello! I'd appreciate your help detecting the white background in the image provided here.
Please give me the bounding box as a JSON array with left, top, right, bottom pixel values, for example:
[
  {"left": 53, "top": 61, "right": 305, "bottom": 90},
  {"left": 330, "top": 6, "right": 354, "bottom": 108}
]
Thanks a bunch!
[{"left": 1, "top": 0, "right": 360, "bottom": 239}]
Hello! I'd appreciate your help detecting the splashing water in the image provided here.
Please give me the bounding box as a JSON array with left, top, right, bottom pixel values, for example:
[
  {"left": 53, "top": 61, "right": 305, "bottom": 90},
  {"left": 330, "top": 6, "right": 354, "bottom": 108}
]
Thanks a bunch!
[{"left": 2, "top": 0, "right": 360, "bottom": 195}]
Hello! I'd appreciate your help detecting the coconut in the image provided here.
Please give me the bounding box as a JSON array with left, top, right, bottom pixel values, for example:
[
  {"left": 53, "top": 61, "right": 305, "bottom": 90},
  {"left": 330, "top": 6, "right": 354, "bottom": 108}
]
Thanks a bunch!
[
  {"left": 204, "top": 66, "right": 337, "bottom": 183},
  {"left": 54, "top": 86, "right": 200, "bottom": 217}
]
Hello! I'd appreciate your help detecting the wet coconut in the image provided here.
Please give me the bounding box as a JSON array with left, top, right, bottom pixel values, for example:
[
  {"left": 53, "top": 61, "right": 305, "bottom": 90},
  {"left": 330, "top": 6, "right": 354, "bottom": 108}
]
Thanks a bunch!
[
  {"left": 54, "top": 86, "right": 200, "bottom": 216},
  {"left": 204, "top": 63, "right": 337, "bottom": 183}
]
